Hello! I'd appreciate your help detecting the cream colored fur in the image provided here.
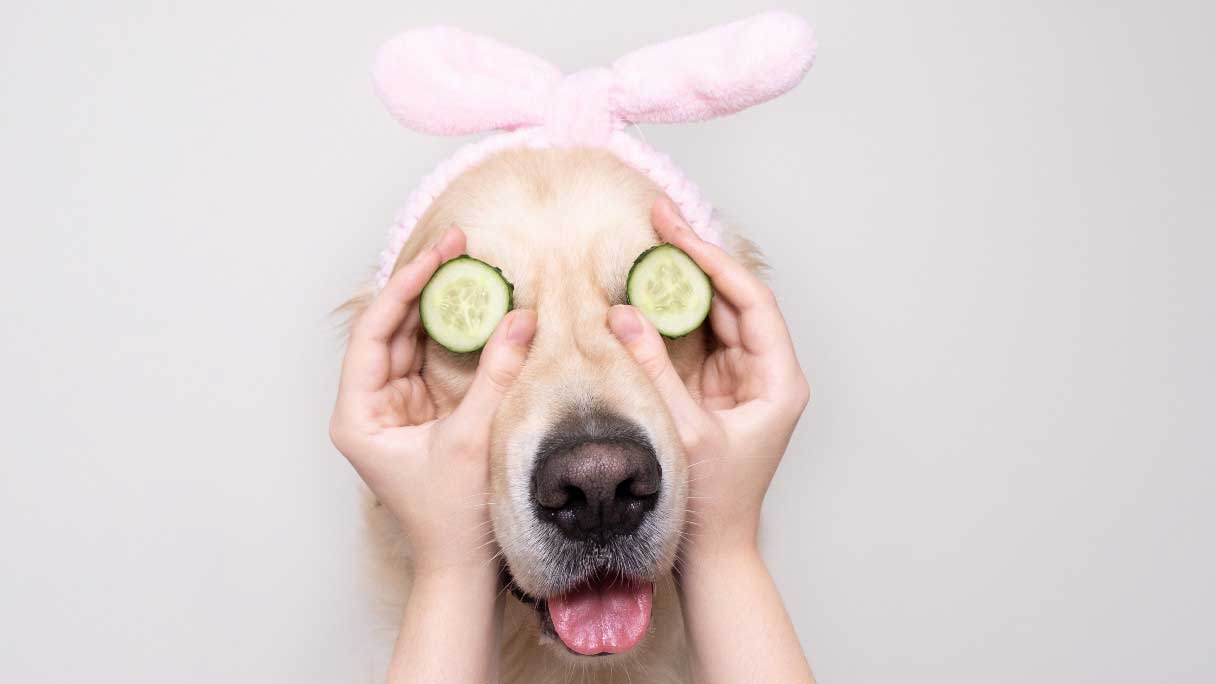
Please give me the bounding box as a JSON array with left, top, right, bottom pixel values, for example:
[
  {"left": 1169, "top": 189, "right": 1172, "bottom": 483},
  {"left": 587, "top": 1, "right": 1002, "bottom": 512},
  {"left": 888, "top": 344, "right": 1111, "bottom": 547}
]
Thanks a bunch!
[{"left": 344, "top": 147, "right": 764, "bottom": 683}]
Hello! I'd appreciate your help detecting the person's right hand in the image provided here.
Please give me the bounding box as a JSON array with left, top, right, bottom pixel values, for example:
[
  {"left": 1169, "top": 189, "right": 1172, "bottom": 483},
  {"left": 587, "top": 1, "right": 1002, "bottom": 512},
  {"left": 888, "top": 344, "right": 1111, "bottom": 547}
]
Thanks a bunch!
[
  {"left": 607, "top": 198, "right": 811, "bottom": 560},
  {"left": 329, "top": 226, "right": 537, "bottom": 578},
  {"left": 608, "top": 198, "right": 816, "bottom": 684}
]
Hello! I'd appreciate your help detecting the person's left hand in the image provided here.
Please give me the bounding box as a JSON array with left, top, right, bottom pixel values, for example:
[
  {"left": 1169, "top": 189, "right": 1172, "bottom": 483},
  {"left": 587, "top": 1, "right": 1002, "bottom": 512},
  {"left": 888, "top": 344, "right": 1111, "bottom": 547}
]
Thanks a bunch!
[{"left": 607, "top": 198, "right": 811, "bottom": 560}]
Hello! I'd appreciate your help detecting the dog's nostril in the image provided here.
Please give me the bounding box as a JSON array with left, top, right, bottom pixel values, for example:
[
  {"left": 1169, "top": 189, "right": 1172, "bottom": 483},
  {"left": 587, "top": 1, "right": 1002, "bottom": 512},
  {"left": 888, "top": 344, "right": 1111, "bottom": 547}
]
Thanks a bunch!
[
  {"left": 615, "top": 479, "right": 634, "bottom": 501},
  {"left": 532, "top": 439, "right": 661, "bottom": 542},
  {"left": 562, "top": 485, "right": 586, "bottom": 508}
]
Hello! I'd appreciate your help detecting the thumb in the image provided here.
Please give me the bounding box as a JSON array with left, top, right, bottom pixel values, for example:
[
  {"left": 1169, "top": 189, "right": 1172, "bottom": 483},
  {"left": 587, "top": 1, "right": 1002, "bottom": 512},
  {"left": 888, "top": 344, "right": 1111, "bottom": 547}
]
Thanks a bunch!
[
  {"left": 608, "top": 305, "right": 704, "bottom": 431},
  {"left": 447, "top": 309, "right": 537, "bottom": 432}
]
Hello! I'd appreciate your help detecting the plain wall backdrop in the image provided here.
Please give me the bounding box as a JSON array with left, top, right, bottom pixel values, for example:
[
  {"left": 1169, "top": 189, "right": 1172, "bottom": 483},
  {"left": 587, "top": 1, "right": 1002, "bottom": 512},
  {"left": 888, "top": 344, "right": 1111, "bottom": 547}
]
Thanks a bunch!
[{"left": 2, "top": 1, "right": 1213, "bottom": 682}]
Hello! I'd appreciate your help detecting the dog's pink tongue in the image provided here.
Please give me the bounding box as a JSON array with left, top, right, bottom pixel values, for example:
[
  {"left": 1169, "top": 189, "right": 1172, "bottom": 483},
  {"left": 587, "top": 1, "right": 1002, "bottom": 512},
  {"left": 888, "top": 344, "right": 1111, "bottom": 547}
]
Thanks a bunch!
[{"left": 548, "top": 578, "right": 653, "bottom": 655}]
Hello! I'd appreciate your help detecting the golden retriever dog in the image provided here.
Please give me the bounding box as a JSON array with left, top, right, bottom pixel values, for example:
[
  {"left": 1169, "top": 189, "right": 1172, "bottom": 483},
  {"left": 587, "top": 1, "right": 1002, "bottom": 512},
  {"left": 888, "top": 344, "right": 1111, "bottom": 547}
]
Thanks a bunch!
[{"left": 344, "top": 145, "right": 763, "bottom": 683}]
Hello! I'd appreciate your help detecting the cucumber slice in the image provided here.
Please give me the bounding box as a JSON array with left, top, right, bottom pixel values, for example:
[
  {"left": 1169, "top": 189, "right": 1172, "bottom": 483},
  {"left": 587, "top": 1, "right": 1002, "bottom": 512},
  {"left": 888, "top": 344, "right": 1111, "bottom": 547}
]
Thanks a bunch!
[
  {"left": 626, "top": 244, "right": 712, "bottom": 338},
  {"left": 420, "top": 256, "right": 514, "bottom": 353}
]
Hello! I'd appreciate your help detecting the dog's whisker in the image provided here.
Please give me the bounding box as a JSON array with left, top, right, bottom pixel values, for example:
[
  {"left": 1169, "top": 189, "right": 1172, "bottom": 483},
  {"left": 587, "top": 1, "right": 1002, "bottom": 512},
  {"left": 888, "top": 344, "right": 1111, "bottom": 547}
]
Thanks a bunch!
[{"left": 450, "top": 490, "right": 494, "bottom": 503}]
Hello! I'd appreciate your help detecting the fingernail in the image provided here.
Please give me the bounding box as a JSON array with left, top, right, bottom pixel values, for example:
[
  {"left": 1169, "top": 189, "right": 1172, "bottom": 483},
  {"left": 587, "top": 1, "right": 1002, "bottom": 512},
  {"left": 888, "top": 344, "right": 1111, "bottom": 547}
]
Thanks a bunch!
[
  {"left": 506, "top": 310, "right": 536, "bottom": 345},
  {"left": 609, "top": 306, "right": 643, "bottom": 342}
]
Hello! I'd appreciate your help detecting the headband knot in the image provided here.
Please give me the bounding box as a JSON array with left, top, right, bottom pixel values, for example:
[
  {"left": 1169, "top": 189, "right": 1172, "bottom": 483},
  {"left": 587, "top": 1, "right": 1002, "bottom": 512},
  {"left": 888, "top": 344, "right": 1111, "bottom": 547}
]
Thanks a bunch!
[{"left": 543, "top": 68, "right": 620, "bottom": 146}]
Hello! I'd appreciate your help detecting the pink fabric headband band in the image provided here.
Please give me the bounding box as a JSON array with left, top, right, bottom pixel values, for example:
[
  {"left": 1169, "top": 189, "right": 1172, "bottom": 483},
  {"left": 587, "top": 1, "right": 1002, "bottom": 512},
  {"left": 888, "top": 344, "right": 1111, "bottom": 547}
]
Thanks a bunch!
[{"left": 372, "top": 11, "right": 816, "bottom": 289}]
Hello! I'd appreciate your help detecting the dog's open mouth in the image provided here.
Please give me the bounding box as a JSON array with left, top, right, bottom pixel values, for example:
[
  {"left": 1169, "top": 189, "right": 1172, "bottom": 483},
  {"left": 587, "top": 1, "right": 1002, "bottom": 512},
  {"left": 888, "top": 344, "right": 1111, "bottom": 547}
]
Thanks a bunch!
[{"left": 504, "top": 567, "right": 654, "bottom": 656}]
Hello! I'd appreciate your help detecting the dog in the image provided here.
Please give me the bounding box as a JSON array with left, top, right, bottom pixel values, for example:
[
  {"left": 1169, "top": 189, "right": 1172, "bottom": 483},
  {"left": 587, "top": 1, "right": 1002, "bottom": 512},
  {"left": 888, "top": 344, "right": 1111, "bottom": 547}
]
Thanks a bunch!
[{"left": 344, "top": 145, "right": 765, "bottom": 683}]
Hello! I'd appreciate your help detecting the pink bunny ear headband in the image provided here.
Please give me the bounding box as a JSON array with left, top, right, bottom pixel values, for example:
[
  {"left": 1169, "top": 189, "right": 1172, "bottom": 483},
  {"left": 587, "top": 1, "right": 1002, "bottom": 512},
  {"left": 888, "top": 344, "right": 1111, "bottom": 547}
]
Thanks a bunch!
[{"left": 372, "top": 11, "right": 816, "bottom": 290}]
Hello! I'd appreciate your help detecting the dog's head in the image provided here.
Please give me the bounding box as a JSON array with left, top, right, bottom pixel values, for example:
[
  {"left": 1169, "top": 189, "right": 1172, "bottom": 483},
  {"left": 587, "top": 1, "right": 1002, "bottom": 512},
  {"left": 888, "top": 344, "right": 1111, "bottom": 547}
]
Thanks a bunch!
[{"left": 368, "top": 147, "right": 753, "bottom": 658}]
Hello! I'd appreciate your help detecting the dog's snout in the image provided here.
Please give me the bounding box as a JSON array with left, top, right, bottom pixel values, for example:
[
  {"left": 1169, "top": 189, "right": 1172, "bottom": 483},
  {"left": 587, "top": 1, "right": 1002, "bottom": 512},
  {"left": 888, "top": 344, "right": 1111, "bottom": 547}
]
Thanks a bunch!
[
  {"left": 532, "top": 412, "right": 661, "bottom": 542},
  {"left": 534, "top": 441, "right": 660, "bottom": 540}
]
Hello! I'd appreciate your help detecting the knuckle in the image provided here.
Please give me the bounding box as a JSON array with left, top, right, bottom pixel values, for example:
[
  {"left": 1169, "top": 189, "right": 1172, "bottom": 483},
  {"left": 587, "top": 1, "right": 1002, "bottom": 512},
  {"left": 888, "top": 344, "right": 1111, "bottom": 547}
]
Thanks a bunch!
[
  {"left": 445, "top": 433, "right": 477, "bottom": 455},
  {"left": 348, "top": 313, "right": 373, "bottom": 339},
  {"left": 794, "top": 376, "right": 812, "bottom": 409},
  {"left": 440, "top": 425, "right": 482, "bottom": 455},
  {"left": 677, "top": 414, "right": 714, "bottom": 453},
  {"left": 755, "top": 285, "right": 779, "bottom": 309},
  {"left": 328, "top": 417, "right": 353, "bottom": 452},
  {"left": 780, "top": 376, "right": 812, "bottom": 419},
  {"left": 482, "top": 364, "right": 520, "bottom": 394},
  {"left": 642, "top": 353, "right": 671, "bottom": 380},
  {"left": 638, "top": 341, "right": 674, "bottom": 380},
  {"left": 679, "top": 428, "right": 705, "bottom": 454}
]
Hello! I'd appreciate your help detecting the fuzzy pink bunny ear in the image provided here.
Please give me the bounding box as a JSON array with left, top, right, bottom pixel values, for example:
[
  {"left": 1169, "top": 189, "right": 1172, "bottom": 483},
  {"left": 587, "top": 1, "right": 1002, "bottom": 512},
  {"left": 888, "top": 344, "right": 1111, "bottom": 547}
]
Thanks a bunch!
[
  {"left": 611, "top": 11, "right": 816, "bottom": 124},
  {"left": 373, "top": 26, "right": 561, "bottom": 136},
  {"left": 374, "top": 12, "right": 815, "bottom": 139}
]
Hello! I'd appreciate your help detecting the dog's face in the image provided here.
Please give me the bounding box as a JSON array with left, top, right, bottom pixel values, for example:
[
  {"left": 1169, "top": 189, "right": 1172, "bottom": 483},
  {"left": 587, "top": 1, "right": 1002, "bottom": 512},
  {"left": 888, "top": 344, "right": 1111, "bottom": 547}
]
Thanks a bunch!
[{"left": 388, "top": 147, "right": 712, "bottom": 657}]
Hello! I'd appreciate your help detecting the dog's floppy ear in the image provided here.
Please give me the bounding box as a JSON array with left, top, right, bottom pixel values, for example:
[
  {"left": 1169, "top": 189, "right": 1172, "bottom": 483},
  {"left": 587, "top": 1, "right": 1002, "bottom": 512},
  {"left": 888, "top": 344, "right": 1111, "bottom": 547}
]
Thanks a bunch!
[
  {"left": 610, "top": 11, "right": 816, "bottom": 125},
  {"left": 373, "top": 26, "right": 562, "bottom": 136}
]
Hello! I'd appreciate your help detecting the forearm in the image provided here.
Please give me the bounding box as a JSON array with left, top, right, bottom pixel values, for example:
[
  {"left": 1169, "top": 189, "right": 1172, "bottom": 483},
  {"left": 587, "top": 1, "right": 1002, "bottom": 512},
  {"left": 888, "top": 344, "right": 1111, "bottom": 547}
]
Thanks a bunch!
[
  {"left": 679, "top": 545, "right": 814, "bottom": 684},
  {"left": 387, "top": 567, "right": 502, "bottom": 684}
]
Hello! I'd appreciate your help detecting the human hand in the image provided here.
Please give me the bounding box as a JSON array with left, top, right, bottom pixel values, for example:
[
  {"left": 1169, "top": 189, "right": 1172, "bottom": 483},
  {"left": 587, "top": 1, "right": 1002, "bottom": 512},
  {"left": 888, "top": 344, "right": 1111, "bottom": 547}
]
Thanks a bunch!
[
  {"left": 329, "top": 226, "right": 537, "bottom": 578},
  {"left": 608, "top": 198, "right": 811, "bottom": 561},
  {"left": 608, "top": 199, "right": 814, "bottom": 683}
]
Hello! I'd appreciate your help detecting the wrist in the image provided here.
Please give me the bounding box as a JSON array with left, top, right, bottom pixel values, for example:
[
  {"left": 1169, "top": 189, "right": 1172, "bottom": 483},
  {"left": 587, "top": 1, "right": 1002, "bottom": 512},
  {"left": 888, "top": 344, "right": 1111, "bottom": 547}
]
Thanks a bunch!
[
  {"left": 405, "top": 563, "right": 503, "bottom": 631},
  {"left": 676, "top": 542, "right": 768, "bottom": 601},
  {"left": 680, "top": 508, "right": 761, "bottom": 562},
  {"left": 412, "top": 559, "right": 500, "bottom": 591},
  {"left": 393, "top": 555, "right": 503, "bottom": 684},
  {"left": 406, "top": 523, "right": 501, "bottom": 582},
  {"left": 677, "top": 532, "right": 763, "bottom": 583}
]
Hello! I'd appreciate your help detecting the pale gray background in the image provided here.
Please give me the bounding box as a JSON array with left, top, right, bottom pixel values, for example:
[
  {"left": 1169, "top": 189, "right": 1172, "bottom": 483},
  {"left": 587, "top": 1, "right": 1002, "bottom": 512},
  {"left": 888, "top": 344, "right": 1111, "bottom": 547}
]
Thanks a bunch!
[{"left": 2, "top": 1, "right": 1212, "bottom": 682}]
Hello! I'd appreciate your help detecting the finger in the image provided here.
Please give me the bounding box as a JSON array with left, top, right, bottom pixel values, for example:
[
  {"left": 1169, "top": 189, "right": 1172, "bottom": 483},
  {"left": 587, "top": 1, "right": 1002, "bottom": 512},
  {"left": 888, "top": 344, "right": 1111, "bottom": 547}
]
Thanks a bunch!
[
  {"left": 607, "top": 305, "right": 704, "bottom": 429},
  {"left": 650, "top": 197, "right": 775, "bottom": 315},
  {"left": 398, "top": 373, "right": 437, "bottom": 424},
  {"left": 445, "top": 309, "right": 538, "bottom": 434},
  {"left": 651, "top": 198, "right": 801, "bottom": 377},
  {"left": 707, "top": 296, "right": 741, "bottom": 349},
  {"left": 387, "top": 305, "right": 423, "bottom": 379},
  {"left": 341, "top": 227, "right": 465, "bottom": 394},
  {"left": 355, "top": 226, "right": 465, "bottom": 344}
]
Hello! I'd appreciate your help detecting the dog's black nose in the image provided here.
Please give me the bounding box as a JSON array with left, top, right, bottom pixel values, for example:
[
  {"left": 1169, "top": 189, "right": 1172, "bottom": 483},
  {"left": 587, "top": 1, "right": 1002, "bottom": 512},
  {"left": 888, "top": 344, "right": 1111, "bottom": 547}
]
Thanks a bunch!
[{"left": 532, "top": 414, "right": 661, "bottom": 542}]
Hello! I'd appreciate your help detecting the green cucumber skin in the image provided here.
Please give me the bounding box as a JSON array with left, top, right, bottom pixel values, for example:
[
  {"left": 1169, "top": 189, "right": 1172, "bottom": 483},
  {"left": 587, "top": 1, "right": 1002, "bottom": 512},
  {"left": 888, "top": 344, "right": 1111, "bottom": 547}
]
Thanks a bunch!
[
  {"left": 626, "top": 243, "right": 713, "bottom": 339},
  {"left": 420, "top": 255, "right": 514, "bottom": 353}
]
